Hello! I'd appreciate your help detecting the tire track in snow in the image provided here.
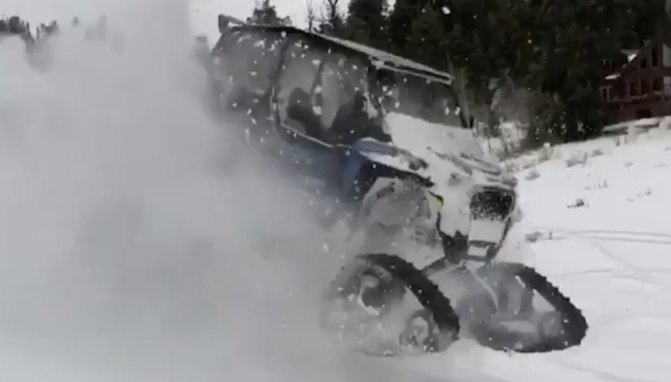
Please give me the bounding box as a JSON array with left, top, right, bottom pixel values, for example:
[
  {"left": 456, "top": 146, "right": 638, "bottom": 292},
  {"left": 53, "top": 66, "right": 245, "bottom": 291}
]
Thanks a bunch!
[
  {"left": 552, "top": 268, "right": 671, "bottom": 279},
  {"left": 526, "top": 227, "right": 671, "bottom": 293},
  {"left": 527, "top": 227, "right": 671, "bottom": 246},
  {"left": 526, "top": 227, "right": 671, "bottom": 322},
  {"left": 584, "top": 239, "right": 659, "bottom": 284},
  {"left": 524, "top": 228, "right": 671, "bottom": 334},
  {"left": 550, "top": 359, "right": 656, "bottom": 382}
]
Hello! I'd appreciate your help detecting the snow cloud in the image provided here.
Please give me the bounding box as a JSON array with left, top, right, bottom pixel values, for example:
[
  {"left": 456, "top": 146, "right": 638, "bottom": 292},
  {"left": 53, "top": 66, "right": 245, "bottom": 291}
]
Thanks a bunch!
[{"left": 0, "top": 0, "right": 402, "bottom": 381}]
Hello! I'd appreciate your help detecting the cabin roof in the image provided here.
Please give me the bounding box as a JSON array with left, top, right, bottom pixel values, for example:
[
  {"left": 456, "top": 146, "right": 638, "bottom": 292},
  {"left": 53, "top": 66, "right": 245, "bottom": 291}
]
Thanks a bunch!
[{"left": 219, "top": 24, "right": 454, "bottom": 84}]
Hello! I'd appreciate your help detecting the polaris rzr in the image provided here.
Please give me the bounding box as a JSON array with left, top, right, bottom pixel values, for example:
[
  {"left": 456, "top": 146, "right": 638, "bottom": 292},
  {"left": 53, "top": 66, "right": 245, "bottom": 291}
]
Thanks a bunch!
[
  {"left": 208, "top": 18, "right": 515, "bottom": 264},
  {"left": 205, "top": 16, "right": 588, "bottom": 357}
]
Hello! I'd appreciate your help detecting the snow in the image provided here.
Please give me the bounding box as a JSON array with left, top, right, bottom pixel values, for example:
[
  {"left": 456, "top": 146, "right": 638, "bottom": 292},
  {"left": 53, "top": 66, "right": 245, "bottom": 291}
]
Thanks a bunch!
[
  {"left": 622, "top": 49, "right": 640, "bottom": 63},
  {"left": 383, "top": 112, "right": 517, "bottom": 238},
  {"left": 489, "top": 128, "right": 671, "bottom": 382},
  {"left": 3, "top": 2, "right": 671, "bottom": 381},
  {"left": 398, "top": 122, "right": 671, "bottom": 382},
  {"left": 468, "top": 219, "right": 507, "bottom": 243}
]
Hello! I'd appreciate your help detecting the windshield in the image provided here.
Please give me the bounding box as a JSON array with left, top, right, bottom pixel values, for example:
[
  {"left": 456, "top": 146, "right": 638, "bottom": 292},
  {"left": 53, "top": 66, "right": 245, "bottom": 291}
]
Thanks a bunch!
[{"left": 374, "top": 68, "right": 463, "bottom": 128}]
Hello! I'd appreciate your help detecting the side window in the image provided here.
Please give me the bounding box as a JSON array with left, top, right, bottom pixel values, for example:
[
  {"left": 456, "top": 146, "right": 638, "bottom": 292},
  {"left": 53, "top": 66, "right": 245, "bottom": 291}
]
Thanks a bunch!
[
  {"left": 320, "top": 63, "right": 343, "bottom": 129},
  {"left": 653, "top": 77, "right": 662, "bottom": 92},
  {"left": 213, "top": 30, "right": 284, "bottom": 95},
  {"left": 652, "top": 47, "right": 659, "bottom": 67},
  {"left": 276, "top": 38, "right": 325, "bottom": 136},
  {"left": 381, "top": 71, "right": 461, "bottom": 127},
  {"left": 422, "top": 81, "right": 462, "bottom": 126},
  {"left": 319, "top": 55, "right": 369, "bottom": 129}
]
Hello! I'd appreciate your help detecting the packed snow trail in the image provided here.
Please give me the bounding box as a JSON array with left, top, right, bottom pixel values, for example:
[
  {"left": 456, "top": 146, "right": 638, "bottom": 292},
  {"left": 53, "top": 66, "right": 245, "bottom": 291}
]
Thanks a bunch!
[{"left": 2, "top": 1, "right": 671, "bottom": 381}]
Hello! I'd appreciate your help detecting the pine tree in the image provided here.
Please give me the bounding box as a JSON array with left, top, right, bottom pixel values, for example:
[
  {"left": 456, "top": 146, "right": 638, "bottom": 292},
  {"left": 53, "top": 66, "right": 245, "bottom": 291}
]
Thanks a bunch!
[
  {"left": 247, "top": 0, "right": 290, "bottom": 26},
  {"left": 343, "top": 0, "right": 390, "bottom": 48},
  {"left": 388, "top": 0, "right": 450, "bottom": 54},
  {"left": 527, "top": 0, "right": 638, "bottom": 141},
  {"left": 318, "top": 0, "right": 345, "bottom": 35},
  {"left": 406, "top": 7, "right": 447, "bottom": 69}
]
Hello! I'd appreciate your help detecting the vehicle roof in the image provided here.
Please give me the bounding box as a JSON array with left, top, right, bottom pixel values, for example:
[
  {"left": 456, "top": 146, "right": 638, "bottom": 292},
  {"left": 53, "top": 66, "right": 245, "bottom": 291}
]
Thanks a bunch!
[{"left": 217, "top": 24, "right": 455, "bottom": 85}]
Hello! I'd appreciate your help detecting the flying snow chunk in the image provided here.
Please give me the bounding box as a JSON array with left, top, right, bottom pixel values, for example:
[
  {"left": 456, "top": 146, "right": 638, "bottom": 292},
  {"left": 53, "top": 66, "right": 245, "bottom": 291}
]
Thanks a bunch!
[{"left": 442, "top": 6, "right": 451, "bottom": 15}]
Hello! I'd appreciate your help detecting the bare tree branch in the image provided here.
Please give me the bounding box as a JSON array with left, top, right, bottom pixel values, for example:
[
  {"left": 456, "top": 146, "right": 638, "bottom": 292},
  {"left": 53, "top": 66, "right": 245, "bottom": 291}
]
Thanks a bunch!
[
  {"left": 305, "top": 0, "right": 316, "bottom": 32},
  {"left": 319, "top": 0, "right": 342, "bottom": 35}
]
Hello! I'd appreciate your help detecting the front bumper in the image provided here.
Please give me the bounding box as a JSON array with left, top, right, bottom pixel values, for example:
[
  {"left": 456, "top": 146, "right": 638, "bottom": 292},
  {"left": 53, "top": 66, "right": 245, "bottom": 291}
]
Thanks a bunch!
[{"left": 466, "top": 188, "right": 515, "bottom": 262}]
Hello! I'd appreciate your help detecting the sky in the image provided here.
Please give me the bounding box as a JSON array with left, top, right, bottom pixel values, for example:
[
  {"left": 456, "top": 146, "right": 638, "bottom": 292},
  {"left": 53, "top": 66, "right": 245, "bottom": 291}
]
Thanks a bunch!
[
  {"left": 189, "top": 0, "right": 305, "bottom": 44},
  {"left": 188, "top": 0, "right": 354, "bottom": 47},
  {"left": 0, "top": 0, "right": 317, "bottom": 49},
  {"left": 1, "top": 0, "right": 319, "bottom": 31},
  {"left": 194, "top": 0, "right": 310, "bottom": 26},
  {"left": 189, "top": 0, "right": 347, "bottom": 44}
]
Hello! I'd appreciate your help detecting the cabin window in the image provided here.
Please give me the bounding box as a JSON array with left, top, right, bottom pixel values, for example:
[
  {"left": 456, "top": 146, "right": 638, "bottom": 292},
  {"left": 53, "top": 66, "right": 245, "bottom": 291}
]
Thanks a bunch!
[
  {"left": 629, "top": 81, "right": 638, "bottom": 97},
  {"left": 602, "top": 59, "right": 612, "bottom": 73},
  {"left": 319, "top": 55, "right": 370, "bottom": 131},
  {"left": 276, "top": 38, "right": 326, "bottom": 136},
  {"left": 213, "top": 30, "right": 284, "bottom": 105},
  {"left": 651, "top": 47, "right": 659, "bottom": 67},
  {"left": 319, "top": 63, "right": 343, "bottom": 129},
  {"left": 641, "top": 79, "right": 650, "bottom": 95},
  {"left": 385, "top": 72, "right": 462, "bottom": 127},
  {"left": 641, "top": 57, "right": 648, "bottom": 69},
  {"left": 600, "top": 86, "right": 613, "bottom": 102},
  {"left": 636, "top": 109, "right": 652, "bottom": 119},
  {"left": 665, "top": 76, "right": 671, "bottom": 95},
  {"left": 653, "top": 77, "right": 663, "bottom": 92}
]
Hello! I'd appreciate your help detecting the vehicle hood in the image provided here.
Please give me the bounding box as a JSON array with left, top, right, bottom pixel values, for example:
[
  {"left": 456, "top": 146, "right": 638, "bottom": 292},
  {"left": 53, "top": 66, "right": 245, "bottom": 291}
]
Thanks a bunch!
[
  {"left": 358, "top": 112, "right": 517, "bottom": 190},
  {"left": 354, "top": 112, "right": 518, "bottom": 236}
]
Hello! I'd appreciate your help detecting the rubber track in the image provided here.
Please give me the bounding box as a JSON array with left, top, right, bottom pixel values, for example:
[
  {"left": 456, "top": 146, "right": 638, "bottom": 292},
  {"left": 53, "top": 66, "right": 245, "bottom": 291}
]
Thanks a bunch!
[
  {"left": 326, "top": 256, "right": 586, "bottom": 355},
  {"left": 472, "top": 263, "right": 589, "bottom": 353},
  {"left": 330, "top": 254, "right": 462, "bottom": 347},
  {"left": 360, "top": 254, "right": 461, "bottom": 343}
]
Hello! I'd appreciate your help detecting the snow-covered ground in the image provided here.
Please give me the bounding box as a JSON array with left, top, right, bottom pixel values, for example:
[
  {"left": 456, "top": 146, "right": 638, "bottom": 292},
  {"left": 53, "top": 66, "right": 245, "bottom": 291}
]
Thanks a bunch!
[
  {"left": 3, "top": 1, "right": 671, "bottom": 381},
  {"left": 351, "top": 125, "right": 671, "bottom": 382},
  {"left": 490, "top": 127, "right": 671, "bottom": 382}
]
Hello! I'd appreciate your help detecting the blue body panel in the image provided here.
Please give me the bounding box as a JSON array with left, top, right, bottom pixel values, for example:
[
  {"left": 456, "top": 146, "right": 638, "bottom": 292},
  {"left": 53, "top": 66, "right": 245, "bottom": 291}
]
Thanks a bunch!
[{"left": 276, "top": 134, "right": 393, "bottom": 203}]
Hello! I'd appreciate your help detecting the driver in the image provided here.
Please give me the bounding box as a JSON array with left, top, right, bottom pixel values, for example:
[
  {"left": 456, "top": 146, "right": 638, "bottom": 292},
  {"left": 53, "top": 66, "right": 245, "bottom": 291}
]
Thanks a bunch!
[
  {"left": 329, "top": 90, "right": 370, "bottom": 145},
  {"left": 329, "top": 91, "right": 391, "bottom": 145},
  {"left": 286, "top": 87, "right": 324, "bottom": 139}
]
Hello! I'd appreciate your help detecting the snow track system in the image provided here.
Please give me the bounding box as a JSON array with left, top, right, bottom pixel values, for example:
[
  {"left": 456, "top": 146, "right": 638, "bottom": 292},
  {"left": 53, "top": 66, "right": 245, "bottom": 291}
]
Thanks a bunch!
[
  {"left": 321, "top": 254, "right": 589, "bottom": 357},
  {"left": 469, "top": 263, "right": 589, "bottom": 353}
]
